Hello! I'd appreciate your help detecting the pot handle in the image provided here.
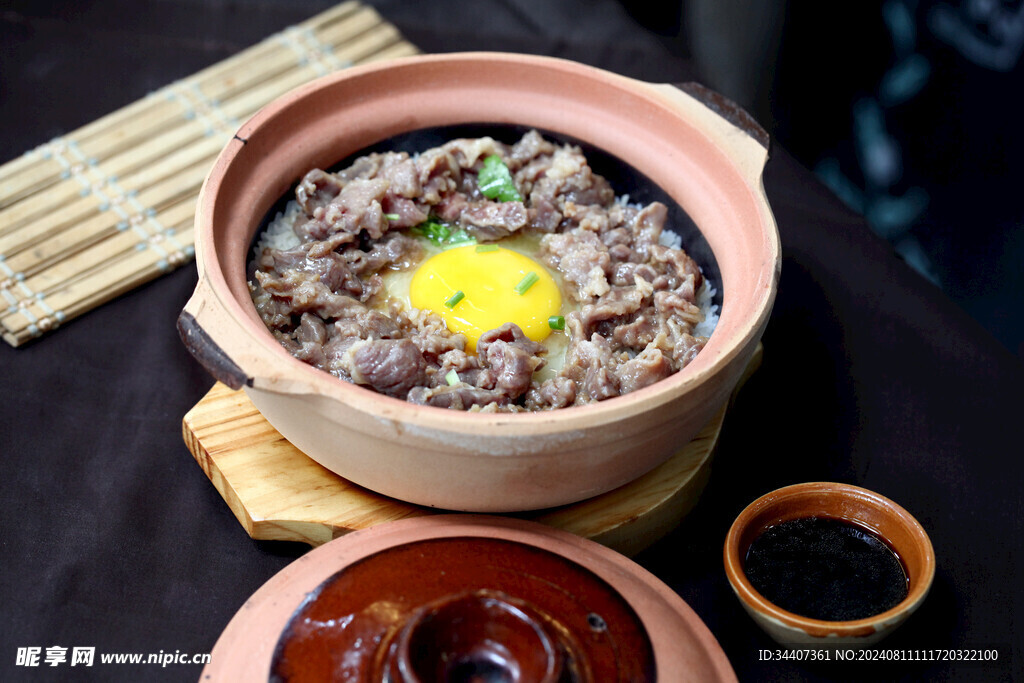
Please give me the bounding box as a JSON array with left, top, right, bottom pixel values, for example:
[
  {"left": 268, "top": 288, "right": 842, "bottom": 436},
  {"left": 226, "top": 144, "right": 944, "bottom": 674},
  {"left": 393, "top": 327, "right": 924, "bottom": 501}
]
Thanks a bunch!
[
  {"left": 673, "top": 82, "right": 769, "bottom": 150},
  {"left": 177, "top": 277, "right": 253, "bottom": 391},
  {"left": 652, "top": 81, "right": 770, "bottom": 183}
]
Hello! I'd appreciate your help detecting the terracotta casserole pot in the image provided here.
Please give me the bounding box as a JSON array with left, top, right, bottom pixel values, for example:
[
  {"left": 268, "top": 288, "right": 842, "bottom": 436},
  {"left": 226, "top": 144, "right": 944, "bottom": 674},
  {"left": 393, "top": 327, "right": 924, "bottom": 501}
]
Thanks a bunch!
[{"left": 178, "top": 52, "right": 780, "bottom": 512}]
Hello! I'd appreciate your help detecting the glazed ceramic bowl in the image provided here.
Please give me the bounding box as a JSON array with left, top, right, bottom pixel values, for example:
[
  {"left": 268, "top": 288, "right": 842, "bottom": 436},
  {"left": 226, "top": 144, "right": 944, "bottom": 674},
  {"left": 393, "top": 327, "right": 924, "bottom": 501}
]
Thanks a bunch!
[
  {"left": 178, "top": 52, "right": 780, "bottom": 512},
  {"left": 723, "top": 482, "right": 936, "bottom": 646}
]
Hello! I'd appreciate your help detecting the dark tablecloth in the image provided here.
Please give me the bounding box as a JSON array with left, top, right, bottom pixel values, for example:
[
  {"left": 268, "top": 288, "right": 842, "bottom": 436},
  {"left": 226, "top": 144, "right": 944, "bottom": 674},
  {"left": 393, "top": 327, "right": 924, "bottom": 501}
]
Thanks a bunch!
[{"left": 1, "top": 1, "right": 1021, "bottom": 681}]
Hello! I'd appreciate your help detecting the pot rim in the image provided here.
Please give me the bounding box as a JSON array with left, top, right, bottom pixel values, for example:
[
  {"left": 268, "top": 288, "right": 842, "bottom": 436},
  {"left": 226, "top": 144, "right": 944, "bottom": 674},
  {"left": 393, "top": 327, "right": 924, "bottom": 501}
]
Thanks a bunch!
[{"left": 188, "top": 51, "right": 781, "bottom": 433}]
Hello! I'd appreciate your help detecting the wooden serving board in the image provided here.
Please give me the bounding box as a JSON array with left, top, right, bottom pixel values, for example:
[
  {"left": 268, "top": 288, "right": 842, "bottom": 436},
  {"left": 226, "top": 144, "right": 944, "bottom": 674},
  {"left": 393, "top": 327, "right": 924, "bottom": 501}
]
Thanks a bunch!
[{"left": 182, "top": 345, "right": 761, "bottom": 557}]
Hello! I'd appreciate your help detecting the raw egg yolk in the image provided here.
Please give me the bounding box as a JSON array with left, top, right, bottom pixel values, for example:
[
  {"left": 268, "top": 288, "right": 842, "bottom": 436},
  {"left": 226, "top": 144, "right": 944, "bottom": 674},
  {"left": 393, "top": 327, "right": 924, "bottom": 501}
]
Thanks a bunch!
[{"left": 409, "top": 245, "right": 562, "bottom": 351}]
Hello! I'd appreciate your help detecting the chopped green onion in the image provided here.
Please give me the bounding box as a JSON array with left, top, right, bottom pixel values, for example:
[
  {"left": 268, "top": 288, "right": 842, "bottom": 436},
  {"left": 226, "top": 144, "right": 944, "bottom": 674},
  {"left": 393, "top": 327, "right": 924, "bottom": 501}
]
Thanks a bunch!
[
  {"left": 477, "top": 155, "right": 522, "bottom": 202},
  {"left": 412, "top": 219, "right": 477, "bottom": 248},
  {"left": 445, "top": 369, "right": 460, "bottom": 386},
  {"left": 475, "top": 244, "right": 499, "bottom": 253},
  {"left": 548, "top": 315, "right": 565, "bottom": 330},
  {"left": 384, "top": 213, "right": 400, "bottom": 221},
  {"left": 442, "top": 228, "right": 477, "bottom": 249},
  {"left": 444, "top": 290, "right": 465, "bottom": 308},
  {"left": 411, "top": 218, "right": 452, "bottom": 246},
  {"left": 514, "top": 272, "right": 539, "bottom": 295}
]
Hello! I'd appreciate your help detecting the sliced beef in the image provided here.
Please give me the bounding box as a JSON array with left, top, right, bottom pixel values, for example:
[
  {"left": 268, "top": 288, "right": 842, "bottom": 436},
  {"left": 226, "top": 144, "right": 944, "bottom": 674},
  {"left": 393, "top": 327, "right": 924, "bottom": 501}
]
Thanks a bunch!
[
  {"left": 341, "top": 339, "right": 425, "bottom": 398},
  {"left": 296, "top": 313, "right": 328, "bottom": 345},
  {"left": 415, "top": 149, "right": 461, "bottom": 203},
  {"left": 540, "top": 231, "right": 611, "bottom": 302},
  {"left": 248, "top": 129, "right": 713, "bottom": 412},
  {"left": 296, "top": 177, "right": 390, "bottom": 242},
  {"left": 295, "top": 168, "right": 344, "bottom": 215},
  {"left": 407, "top": 384, "right": 508, "bottom": 410},
  {"left": 343, "top": 233, "right": 422, "bottom": 275},
  {"left": 617, "top": 346, "right": 674, "bottom": 394},
  {"left": 525, "top": 377, "right": 576, "bottom": 411},
  {"left": 577, "top": 287, "right": 647, "bottom": 335},
  {"left": 441, "top": 137, "right": 507, "bottom": 169},
  {"left": 461, "top": 200, "right": 528, "bottom": 241},
  {"left": 628, "top": 202, "right": 667, "bottom": 263},
  {"left": 476, "top": 322, "right": 545, "bottom": 359}
]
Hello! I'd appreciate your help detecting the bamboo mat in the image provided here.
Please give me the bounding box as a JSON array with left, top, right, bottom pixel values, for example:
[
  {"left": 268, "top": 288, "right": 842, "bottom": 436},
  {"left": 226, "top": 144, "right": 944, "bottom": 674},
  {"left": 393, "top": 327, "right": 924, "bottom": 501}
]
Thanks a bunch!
[{"left": 0, "top": 2, "right": 418, "bottom": 347}]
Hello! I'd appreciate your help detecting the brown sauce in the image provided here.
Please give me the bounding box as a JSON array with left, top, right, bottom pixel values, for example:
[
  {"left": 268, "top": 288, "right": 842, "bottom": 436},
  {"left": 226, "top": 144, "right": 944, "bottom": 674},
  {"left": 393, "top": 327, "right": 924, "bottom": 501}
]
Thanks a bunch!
[{"left": 743, "top": 516, "right": 909, "bottom": 621}]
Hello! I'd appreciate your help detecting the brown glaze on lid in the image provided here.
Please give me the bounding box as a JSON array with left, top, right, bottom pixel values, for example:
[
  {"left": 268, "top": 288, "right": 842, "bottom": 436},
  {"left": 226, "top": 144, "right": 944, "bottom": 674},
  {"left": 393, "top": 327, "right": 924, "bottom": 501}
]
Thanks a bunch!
[{"left": 270, "top": 537, "right": 655, "bottom": 682}]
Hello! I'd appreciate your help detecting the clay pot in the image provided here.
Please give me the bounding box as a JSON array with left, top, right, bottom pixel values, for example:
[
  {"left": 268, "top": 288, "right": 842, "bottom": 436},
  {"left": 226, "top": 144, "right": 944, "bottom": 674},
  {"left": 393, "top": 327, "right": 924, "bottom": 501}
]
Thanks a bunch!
[
  {"left": 179, "top": 52, "right": 780, "bottom": 511},
  {"left": 205, "top": 515, "right": 736, "bottom": 681},
  {"left": 724, "top": 482, "right": 936, "bottom": 645}
]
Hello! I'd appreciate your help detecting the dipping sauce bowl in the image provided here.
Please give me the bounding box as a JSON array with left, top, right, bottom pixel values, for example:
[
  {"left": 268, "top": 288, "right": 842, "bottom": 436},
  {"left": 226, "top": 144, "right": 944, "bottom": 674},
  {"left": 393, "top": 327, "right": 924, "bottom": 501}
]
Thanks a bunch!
[{"left": 724, "top": 482, "right": 935, "bottom": 646}]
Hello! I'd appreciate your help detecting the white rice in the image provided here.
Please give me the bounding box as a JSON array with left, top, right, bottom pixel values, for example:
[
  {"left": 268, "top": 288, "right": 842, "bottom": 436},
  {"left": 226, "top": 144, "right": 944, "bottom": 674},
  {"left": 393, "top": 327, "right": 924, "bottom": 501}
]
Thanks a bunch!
[
  {"left": 254, "top": 200, "right": 303, "bottom": 256},
  {"left": 694, "top": 280, "right": 719, "bottom": 338}
]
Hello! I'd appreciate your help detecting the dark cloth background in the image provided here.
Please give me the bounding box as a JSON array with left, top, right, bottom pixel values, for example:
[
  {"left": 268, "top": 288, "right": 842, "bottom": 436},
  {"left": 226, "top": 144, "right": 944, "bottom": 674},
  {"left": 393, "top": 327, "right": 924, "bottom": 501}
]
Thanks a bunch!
[
  {"left": 768, "top": 0, "right": 1024, "bottom": 358},
  {"left": 1, "top": 1, "right": 1021, "bottom": 681}
]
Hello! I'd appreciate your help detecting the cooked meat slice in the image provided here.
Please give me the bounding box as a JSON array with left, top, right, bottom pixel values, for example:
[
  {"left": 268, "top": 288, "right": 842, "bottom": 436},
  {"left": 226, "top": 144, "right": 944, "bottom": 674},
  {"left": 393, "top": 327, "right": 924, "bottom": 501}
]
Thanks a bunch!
[
  {"left": 461, "top": 201, "right": 528, "bottom": 241},
  {"left": 407, "top": 384, "right": 508, "bottom": 410},
  {"left": 343, "top": 233, "right": 422, "bottom": 275},
  {"left": 295, "top": 168, "right": 344, "bottom": 215},
  {"left": 525, "top": 377, "right": 577, "bottom": 410},
  {"left": 476, "top": 322, "right": 545, "bottom": 359},
  {"left": 341, "top": 339, "right": 426, "bottom": 398},
  {"left": 616, "top": 346, "right": 674, "bottom": 394}
]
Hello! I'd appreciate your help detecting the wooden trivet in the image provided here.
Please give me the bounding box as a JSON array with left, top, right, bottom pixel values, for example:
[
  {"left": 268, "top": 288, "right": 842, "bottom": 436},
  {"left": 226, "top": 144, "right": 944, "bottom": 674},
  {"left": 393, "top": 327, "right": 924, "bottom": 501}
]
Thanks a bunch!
[
  {"left": 182, "top": 345, "right": 761, "bottom": 556},
  {"left": 0, "top": 2, "right": 418, "bottom": 347}
]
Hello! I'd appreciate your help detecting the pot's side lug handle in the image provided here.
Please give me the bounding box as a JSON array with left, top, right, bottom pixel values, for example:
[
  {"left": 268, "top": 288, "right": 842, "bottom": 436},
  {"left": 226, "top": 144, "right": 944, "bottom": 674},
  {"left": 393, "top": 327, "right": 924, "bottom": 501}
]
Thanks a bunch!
[
  {"left": 650, "top": 81, "right": 771, "bottom": 187},
  {"left": 672, "top": 82, "right": 770, "bottom": 151},
  {"left": 178, "top": 274, "right": 253, "bottom": 393},
  {"left": 177, "top": 310, "right": 252, "bottom": 391}
]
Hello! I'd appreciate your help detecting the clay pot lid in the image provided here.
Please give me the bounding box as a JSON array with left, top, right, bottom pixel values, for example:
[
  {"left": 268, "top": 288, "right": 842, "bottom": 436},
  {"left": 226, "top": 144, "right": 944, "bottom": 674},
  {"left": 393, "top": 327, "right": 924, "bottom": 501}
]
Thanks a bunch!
[{"left": 204, "top": 515, "right": 736, "bottom": 681}]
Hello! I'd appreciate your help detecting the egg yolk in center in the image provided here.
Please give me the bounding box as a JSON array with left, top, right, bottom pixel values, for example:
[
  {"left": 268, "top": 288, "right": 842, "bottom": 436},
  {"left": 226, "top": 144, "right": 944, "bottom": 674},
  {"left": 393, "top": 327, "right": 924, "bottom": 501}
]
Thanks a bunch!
[{"left": 409, "top": 245, "right": 562, "bottom": 351}]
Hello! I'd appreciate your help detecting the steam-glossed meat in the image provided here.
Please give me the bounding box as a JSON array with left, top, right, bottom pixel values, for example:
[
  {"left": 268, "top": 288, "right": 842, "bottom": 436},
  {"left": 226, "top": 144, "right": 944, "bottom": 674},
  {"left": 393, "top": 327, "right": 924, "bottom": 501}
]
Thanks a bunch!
[{"left": 249, "top": 130, "right": 715, "bottom": 411}]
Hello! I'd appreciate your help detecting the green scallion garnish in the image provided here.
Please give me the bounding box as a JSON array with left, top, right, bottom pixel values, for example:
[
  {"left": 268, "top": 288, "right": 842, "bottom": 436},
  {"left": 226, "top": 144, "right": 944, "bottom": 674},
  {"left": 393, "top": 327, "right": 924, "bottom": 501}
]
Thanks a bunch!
[
  {"left": 411, "top": 218, "right": 452, "bottom": 245},
  {"left": 475, "top": 244, "right": 499, "bottom": 253},
  {"left": 384, "top": 213, "right": 400, "bottom": 221},
  {"left": 412, "top": 219, "right": 478, "bottom": 248},
  {"left": 477, "top": 155, "right": 522, "bottom": 202},
  {"left": 514, "top": 272, "right": 539, "bottom": 295},
  {"left": 548, "top": 315, "right": 565, "bottom": 330},
  {"left": 443, "top": 228, "right": 477, "bottom": 249},
  {"left": 444, "top": 291, "right": 465, "bottom": 308},
  {"left": 445, "top": 369, "right": 460, "bottom": 386}
]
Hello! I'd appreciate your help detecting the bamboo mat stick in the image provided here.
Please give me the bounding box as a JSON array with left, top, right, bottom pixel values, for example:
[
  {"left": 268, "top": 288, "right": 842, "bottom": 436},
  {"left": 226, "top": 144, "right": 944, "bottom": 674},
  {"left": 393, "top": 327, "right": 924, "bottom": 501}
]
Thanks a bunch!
[
  {"left": 10, "top": 196, "right": 197, "bottom": 286},
  {"left": 362, "top": 39, "right": 420, "bottom": 62},
  {"left": 35, "top": 205, "right": 195, "bottom": 296},
  {"left": 0, "top": 3, "right": 371, "bottom": 203},
  {"left": 1, "top": 221, "right": 195, "bottom": 345},
  {"left": 0, "top": 10, "right": 396, "bottom": 243},
  {"left": 0, "top": 125, "right": 224, "bottom": 239},
  {"left": 0, "top": 160, "right": 209, "bottom": 263},
  {"left": 0, "top": 6, "right": 371, "bottom": 213},
  {"left": 0, "top": 3, "right": 387, "bottom": 209},
  {"left": 0, "top": 2, "right": 419, "bottom": 347}
]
